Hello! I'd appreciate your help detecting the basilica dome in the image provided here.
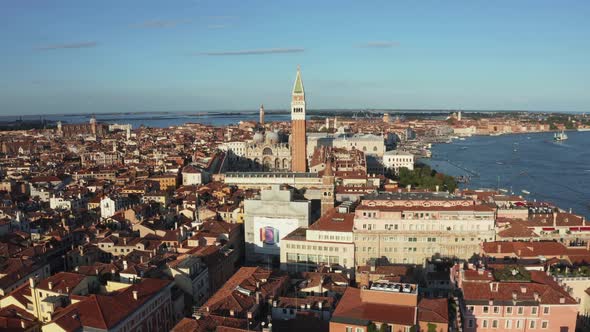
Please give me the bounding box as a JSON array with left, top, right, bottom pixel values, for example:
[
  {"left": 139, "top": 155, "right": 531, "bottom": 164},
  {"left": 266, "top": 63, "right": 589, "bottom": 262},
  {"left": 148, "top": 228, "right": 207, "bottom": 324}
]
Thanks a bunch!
[
  {"left": 265, "top": 131, "right": 280, "bottom": 144},
  {"left": 253, "top": 132, "right": 264, "bottom": 143}
]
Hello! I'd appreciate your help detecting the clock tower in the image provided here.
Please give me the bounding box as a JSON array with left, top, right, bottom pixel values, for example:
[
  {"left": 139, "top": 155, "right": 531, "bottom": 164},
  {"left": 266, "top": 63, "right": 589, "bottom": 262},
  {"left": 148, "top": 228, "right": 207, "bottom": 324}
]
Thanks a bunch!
[{"left": 290, "top": 66, "right": 307, "bottom": 172}]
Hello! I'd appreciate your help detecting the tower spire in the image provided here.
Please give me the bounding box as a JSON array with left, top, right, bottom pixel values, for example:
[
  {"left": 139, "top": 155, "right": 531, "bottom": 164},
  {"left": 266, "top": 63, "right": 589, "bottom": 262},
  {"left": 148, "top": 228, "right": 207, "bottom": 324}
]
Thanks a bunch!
[
  {"left": 292, "top": 66, "right": 304, "bottom": 95},
  {"left": 290, "top": 66, "right": 307, "bottom": 172}
]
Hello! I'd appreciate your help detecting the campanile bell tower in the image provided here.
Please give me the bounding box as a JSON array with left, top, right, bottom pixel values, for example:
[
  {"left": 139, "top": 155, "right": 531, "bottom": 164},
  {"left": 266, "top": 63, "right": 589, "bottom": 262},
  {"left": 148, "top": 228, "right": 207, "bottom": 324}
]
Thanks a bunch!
[{"left": 290, "top": 66, "right": 307, "bottom": 172}]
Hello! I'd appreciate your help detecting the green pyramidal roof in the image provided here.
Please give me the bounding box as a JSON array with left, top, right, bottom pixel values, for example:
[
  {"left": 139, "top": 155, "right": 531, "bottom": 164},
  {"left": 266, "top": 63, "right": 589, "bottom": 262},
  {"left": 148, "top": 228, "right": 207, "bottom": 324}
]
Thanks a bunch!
[{"left": 293, "top": 69, "right": 304, "bottom": 94}]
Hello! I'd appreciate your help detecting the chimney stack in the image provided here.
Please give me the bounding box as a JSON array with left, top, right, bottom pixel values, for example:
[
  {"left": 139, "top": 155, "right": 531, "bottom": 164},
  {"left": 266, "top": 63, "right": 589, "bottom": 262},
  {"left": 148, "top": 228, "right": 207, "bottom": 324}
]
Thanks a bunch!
[
  {"left": 132, "top": 290, "right": 138, "bottom": 300},
  {"left": 48, "top": 281, "right": 53, "bottom": 289}
]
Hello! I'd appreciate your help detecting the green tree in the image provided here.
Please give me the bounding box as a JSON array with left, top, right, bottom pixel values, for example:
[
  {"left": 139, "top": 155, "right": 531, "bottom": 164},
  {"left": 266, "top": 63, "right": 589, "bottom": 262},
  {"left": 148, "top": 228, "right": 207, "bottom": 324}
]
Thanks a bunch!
[
  {"left": 427, "top": 323, "right": 438, "bottom": 332},
  {"left": 379, "top": 323, "right": 390, "bottom": 332}
]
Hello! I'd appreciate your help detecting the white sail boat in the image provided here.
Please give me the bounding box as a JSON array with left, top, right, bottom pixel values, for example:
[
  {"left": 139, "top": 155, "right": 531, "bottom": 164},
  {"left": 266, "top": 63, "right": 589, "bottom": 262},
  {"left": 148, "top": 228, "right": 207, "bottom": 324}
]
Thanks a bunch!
[{"left": 554, "top": 130, "right": 568, "bottom": 142}]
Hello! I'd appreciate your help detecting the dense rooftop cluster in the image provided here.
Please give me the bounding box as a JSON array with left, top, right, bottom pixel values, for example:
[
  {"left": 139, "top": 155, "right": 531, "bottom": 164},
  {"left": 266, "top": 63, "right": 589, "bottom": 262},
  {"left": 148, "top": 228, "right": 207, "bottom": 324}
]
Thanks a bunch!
[{"left": 0, "top": 109, "right": 588, "bottom": 332}]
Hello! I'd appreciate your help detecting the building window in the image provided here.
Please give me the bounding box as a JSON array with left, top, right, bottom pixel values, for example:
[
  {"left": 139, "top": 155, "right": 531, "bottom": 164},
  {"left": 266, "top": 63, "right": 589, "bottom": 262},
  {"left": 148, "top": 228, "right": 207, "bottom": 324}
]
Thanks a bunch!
[
  {"left": 493, "top": 306, "right": 499, "bottom": 314},
  {"left": 531, "top": 307, "right": 538, "bottom": 315},
  {"left": 482, "top": 320, "right": 488, "bottom": 328},
  {"left": 505, "top": 320, "right": 512, "bottom": 329},
  {"left": 506, "top": 306, "right": 513, "bottom": 314},
  {"left": 517, "top": 306, "right": 524, "bottom": 315},
  {"left": 467, "top": 319, "right": 474, "bottom": 328},
  {"left": 483, "top": 306, "right": 489, "bottom": 313},
  {"left": 516, "top": 320, "right": 522, "bottom": 329},
  {"left": 346, "top": 327, "right": 353, "bottom": 332},
  {"left": 355, "top": 328, "right": 363, "bottom": 332},
  {"left": 543, "top": 306, "right": 549, "bottom": 315},
  {"left": 529, "top": 320, "right": 536, "bottom": 329},
  {"left": 541, "top": 321, "right": 548, "bottom": 329}
]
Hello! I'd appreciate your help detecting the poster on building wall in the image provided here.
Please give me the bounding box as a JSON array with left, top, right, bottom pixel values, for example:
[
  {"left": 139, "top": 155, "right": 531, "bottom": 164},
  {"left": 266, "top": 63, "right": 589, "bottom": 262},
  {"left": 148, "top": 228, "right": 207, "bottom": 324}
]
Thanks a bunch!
[{"left": 253, "top": 216, "right": 299, "bottom": 255}]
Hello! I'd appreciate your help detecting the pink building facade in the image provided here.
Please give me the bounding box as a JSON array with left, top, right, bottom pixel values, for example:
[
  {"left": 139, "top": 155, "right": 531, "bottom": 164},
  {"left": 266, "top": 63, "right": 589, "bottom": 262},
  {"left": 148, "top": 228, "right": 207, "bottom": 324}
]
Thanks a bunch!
[
  {"left": 459, "top": 268, "right": 578, "bottom": 332},
  {"left": 463, "top": 301, "right": 577, "bottom": 332}
]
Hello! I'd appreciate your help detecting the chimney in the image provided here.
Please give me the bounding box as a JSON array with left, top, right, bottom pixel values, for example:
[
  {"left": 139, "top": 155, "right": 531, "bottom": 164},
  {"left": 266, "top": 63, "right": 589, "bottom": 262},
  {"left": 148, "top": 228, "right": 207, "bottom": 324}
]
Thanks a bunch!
[
  {"left": 533, "top": 292, "right": 540, "bottom": 301},
  {"left": 123, "top": 260, "right": 128, "bottom": 270},
  {"left": 435, "top": 185, "right": 439, "bottom": 192},
  {"left": 256, "top": 291, "right": 260, "bottom": 304},
  {"left": 512, "top": 291, "right": 518, "bottom": 300},
  {"left": 318, "top": 301, "right": 323, "bottom": 310},
  {"left": 21, "top": 320, "right": 26, "bottom": 329},
  {"left": 66, "top": 286, "right": 70, "bottom": 293},
  {"left": 229, "top": 309, "right": 235, "bottom": 316},
  {"left": 520, "top": 286, "right": 527, "bottom": 294},
  {"left": 132, "top": 290, "right": 138, "bottom": 300},
  {"left": 553, "top": 213, "right": 557, "bottom": 227},
  {"left": 48, "top": 281, "right": 53, "bottom": 289},
  {"left": 559, "top": 296, "right": 565, "bottom": 304}
]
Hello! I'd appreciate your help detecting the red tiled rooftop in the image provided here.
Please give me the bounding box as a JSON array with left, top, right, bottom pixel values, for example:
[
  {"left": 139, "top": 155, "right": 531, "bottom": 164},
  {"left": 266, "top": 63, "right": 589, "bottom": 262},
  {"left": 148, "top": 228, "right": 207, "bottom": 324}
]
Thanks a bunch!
[
  {"left": 462, "top": 271, "right": 576, "bottom": 305},
  {"left": 332, "top": 287, "right": 416, "bottom": 326},
  {"left": 308, "top": 208, "right": 354, "bottom": 233}
]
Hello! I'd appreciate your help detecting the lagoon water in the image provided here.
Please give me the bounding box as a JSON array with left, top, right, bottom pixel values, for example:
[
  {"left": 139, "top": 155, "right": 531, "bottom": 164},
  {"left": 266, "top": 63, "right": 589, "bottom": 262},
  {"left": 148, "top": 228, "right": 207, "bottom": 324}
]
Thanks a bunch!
[
  {"left": 0, "top": 111, "right": 292, "bottom": 128},
  {"left": 422, "top": 131, "right": 590, "bottom": 218}
]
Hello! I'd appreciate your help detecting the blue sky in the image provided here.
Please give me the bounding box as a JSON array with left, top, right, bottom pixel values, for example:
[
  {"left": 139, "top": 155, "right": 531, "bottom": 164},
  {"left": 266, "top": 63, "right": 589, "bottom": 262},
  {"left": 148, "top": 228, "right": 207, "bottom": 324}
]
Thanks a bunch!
[{"left": 1, "top": 0, "right": 589, "bottom": 115}]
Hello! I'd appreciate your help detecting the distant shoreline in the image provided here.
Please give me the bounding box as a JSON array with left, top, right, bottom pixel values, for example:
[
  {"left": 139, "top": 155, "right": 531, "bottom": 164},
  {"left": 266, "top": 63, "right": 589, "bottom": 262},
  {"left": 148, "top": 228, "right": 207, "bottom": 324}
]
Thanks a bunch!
[{"left": 0, "top": 108, "right": 586, "bottom": 120}]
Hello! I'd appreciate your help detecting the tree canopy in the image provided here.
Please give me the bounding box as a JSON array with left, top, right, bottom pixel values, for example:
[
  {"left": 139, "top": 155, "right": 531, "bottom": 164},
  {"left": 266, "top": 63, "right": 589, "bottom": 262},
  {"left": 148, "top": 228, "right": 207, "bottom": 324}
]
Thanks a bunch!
[{"left": 397, "top": 165, "right": 457, "bottom": 192}]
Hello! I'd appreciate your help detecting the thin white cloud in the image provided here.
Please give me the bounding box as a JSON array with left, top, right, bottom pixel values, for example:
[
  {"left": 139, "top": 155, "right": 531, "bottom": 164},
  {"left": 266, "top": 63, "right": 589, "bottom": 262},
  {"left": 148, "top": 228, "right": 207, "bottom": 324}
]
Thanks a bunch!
[
  {"left": 207, "top": 24, "right": 229, "bottom": 29},
  {"left": 34, "top": 42, "right": 98, "bottom": 51},
  {"left": 357, "top": 41, "right": 399, "bottom": 48},
  {"left": 196, "top": 48, "right": 305, "bottom": 56},
  {"left": 131, "top": 19, "right": 191, "bottom": 29}
]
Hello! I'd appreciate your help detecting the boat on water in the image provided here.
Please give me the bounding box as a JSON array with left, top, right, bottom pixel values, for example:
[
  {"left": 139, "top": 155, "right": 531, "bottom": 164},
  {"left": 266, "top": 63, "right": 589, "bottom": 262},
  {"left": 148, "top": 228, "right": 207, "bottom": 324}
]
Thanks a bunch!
[
  {"left": 522, "top": 190, "right": 531, "bottom": 195},
  {"left": 578, "top": 128, "right": 590, "bottom": 132},
  {"left": 554, "top": 130, "right": 568, "bottom": 141}
]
